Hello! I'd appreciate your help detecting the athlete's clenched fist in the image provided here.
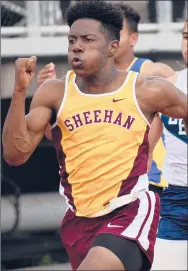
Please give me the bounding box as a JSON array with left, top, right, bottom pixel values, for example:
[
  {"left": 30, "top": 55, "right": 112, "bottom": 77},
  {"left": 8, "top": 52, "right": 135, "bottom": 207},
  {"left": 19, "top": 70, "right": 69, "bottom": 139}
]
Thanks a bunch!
[{"left": 14, "top": 56, "right": 37, "bottom": 92}]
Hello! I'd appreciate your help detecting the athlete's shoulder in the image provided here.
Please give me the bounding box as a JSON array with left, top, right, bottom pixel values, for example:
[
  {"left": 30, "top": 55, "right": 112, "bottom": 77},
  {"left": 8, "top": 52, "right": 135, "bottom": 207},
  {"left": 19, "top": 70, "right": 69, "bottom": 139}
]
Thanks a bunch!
[
  {"left": 135, "top": 73, "right": 162, "bottom": 88},
  {"left": 135, "top": 75, "right": 176, "bottom": 108},
  {"left": 141, "top": 61, "right": 175, "bottom": 78},
  {"left": 141, "top": 75, "right": 174, "bottom": 92},
  {"left": 39, "top": 76, "right": 66, "bottom": 89},
  {"left": 40, "top": 69, "right": 74, "bottom": 88},
  {"left": 31, "top": 75, "right": 67, "bottom": 113}
]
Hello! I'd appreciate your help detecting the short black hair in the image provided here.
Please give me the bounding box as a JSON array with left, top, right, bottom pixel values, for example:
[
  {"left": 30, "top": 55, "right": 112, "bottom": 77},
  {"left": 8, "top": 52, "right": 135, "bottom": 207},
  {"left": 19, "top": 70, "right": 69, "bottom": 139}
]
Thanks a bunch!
[
  {"left": 65, "top": 0, "right": 124, "bottom": 41},
  {"left": 115, "top": 3, "right": 140, "bottom": 33}
]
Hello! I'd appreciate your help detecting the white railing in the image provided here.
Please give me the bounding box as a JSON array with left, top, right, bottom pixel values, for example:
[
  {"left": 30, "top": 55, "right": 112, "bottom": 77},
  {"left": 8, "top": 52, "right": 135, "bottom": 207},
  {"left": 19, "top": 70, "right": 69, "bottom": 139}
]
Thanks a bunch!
[
  {"left": 1, "top": 22, "right": 184, "bottom": 37},
  {"left": 1, "top": 1, "right": 186, "bottom": 57}
]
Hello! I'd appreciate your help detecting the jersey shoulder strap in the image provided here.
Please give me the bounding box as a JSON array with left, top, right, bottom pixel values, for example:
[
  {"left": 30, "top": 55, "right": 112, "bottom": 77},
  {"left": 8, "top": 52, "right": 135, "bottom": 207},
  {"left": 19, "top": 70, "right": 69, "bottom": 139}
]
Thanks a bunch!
[{"left": 129, "top": 58, "right": 152, "bottom": 73}]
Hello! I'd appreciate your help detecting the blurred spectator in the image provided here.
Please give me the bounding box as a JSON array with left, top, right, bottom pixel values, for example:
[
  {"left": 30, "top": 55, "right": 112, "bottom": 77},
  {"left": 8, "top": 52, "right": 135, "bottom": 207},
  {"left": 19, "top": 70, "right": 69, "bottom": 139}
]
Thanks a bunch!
[{"left": 148, "top": 0, "right": 185, "bottom": 23}]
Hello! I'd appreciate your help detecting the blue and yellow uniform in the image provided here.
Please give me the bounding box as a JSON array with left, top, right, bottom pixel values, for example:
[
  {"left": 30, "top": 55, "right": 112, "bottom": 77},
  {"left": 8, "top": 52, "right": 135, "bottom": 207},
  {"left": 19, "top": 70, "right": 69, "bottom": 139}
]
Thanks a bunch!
[{"left": 127, "top": 57, "right": 168, "bottom": 190}]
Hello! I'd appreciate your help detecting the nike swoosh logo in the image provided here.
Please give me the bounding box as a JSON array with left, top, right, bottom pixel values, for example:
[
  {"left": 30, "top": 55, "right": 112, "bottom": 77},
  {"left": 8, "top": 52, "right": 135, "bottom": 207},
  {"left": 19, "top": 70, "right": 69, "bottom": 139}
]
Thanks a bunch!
[
  {"left": 112, "top": 98, "right": 126, "bottom": 103},
  {"left": 107, "top": 223, "right": 123, "bottom": 228}
]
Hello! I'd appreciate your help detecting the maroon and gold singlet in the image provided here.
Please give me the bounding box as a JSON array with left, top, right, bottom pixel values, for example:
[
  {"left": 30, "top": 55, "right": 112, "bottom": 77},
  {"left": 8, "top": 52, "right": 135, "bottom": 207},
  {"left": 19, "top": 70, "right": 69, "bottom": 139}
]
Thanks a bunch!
[{"left": 51, "top": 70, "right": 150, "bottom": 217}]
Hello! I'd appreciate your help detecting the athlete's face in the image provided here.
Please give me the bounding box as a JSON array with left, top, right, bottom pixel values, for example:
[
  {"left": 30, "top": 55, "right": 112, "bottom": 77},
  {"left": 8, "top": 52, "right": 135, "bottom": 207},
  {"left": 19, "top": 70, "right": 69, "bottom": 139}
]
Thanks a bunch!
[
  {"left": 68, "top": 19, "right": 119, "bottom": 78},
  {"left": 115, "top": 19, "right": 138, "bottom": 61},
  {"left": 182, "top": 22, "right": 188, "bottom": 65}
]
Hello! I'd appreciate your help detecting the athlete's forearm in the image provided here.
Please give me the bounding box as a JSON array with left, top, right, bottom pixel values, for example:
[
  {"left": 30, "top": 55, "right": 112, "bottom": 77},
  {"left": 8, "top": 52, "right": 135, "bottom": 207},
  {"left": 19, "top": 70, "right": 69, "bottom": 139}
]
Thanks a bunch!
[
  {"left": 2, "top": 89, "right": 32, "bottom": 166},
  {"left": 148, "top": 114, "right": 163, "bottom": 155},
  {"left": 147, "top": 116, "right": 163, "bottom": 173}
]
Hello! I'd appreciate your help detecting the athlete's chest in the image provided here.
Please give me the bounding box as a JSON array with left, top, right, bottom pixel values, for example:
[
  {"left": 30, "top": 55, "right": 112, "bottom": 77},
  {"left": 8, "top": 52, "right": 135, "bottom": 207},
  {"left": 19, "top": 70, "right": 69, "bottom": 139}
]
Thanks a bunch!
[
  {"left": 57, "top": 70, "right": 148, "bottom": 134},
  {"left": 62, "top": 97, "right": 138, "bottom": 132}
]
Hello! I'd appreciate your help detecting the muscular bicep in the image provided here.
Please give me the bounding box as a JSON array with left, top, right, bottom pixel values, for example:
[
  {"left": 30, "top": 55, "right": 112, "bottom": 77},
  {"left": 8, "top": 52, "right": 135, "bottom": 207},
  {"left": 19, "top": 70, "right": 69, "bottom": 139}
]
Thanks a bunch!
[
  {"left": 26, "top": 78, "right": 65, "bottom": 145},
  {"left": 25, "top": 107, "right": 52, "bottom": 146},
  {"left": 146, "top": 77, "right": 187, "bottom": 119},
  {"left": 25, "top": 80, "right": 59, "bottom": 147}
]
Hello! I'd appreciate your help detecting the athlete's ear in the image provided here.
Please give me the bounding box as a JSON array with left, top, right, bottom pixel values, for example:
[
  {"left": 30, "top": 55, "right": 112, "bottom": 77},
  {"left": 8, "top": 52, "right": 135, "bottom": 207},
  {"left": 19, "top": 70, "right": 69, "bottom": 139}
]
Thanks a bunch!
[
  {"left": 108, "top": 40, "right": 119, "bottom": 57},
  {"left": 130, "top": 32, "right": 138, "bottom": 47}
]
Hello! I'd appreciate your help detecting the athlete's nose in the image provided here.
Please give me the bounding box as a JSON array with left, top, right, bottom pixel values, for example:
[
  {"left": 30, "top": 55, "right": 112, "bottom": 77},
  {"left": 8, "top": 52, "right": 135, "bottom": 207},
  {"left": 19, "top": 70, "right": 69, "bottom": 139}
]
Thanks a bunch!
[{"left": 72, "top": 42, "right": 84, "bottom": 54}]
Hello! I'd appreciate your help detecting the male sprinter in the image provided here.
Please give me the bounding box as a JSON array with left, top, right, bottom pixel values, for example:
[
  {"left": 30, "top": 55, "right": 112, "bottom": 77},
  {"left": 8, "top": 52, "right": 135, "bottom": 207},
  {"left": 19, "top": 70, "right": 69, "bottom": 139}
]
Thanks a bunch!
[
  {"left": 3, "top": 1, "right": 187, "bottom": 270},
  {"left": 115, "top": 2, "right": 171, "bottom": 194},
  {"left": 37, "top": 3, "right": 173, "bottom": 194},
  {"left": 150, "top": 20, "right": 188, "bottom": 270}
]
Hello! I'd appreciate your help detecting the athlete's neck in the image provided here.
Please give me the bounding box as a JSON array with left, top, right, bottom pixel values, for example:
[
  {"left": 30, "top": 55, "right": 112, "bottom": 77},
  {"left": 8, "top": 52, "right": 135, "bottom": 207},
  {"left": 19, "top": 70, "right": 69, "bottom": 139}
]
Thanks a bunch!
[
  {"left": 115, "top": 52, "right": 135, "bottom": 71},
  {"left": 77, "top": 66, "right": 125, "bottom": 95}
]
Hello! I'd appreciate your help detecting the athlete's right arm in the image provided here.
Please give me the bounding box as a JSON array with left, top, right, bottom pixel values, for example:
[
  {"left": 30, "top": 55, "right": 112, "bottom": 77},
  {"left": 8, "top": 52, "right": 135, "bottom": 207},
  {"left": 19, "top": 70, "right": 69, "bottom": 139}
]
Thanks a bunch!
[{"left": 2, "top": 57, "right": 63, "bottom": 166}]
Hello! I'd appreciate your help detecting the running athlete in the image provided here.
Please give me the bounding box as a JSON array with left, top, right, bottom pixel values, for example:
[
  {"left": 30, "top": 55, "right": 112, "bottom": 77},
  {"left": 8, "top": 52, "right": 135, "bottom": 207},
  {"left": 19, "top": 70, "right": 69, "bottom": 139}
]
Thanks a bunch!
[
  {"left": 151, "top": 20, "right": 188, "bottom": 270},
  {"left": 37, "top": 3, "right": 173, "bottom": 194},
  {"left": 115, "top": 3, "right": 172, "bottom": 195},
  {"left": 3, "top": 1, "right": 188, "bottom": 271}
]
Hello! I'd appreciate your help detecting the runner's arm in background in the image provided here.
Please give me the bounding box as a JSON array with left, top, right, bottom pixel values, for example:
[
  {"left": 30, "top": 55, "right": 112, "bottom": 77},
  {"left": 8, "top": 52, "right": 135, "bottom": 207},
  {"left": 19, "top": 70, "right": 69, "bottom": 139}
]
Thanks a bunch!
[{"left": 147, "top": 114, "right": 163, "bottom": 172}]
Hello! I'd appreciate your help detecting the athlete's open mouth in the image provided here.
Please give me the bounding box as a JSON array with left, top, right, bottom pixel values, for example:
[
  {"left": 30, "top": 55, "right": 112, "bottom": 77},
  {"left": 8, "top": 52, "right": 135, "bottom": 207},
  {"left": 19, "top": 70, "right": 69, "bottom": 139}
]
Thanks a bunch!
[
  {"left": 72, "top": 57, "right": 82, "bottom": 63},
  {"left": 72, "top": 57, "right": 83, "bottom": 68}
]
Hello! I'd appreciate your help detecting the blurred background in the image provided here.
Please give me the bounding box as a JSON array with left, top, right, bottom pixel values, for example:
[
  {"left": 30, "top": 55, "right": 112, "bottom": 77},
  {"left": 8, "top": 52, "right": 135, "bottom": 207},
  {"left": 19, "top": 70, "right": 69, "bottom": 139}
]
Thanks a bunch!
[{"left": 1, "top": 1, "right": 187, "bottom": 270}]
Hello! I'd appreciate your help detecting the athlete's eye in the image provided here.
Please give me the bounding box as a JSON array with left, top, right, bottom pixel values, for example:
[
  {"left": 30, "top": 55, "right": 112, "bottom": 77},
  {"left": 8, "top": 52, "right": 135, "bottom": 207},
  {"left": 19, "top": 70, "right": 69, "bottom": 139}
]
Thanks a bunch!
[
  {"left": 69, "top": 39, "right": 76, "bottom": 45},
  {"left": 85, "top": 37, "right": 93, "bottom": 42}
]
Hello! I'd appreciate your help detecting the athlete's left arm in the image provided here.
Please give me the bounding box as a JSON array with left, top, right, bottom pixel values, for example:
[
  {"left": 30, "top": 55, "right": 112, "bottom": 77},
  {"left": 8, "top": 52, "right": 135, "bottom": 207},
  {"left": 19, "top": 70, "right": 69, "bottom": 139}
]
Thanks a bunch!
[
  {"left": 145, "top": 77, "right": 188, "bottom": 135},
  {"left": 142, "top": 62, "right": 175, "bottom": 78}
]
